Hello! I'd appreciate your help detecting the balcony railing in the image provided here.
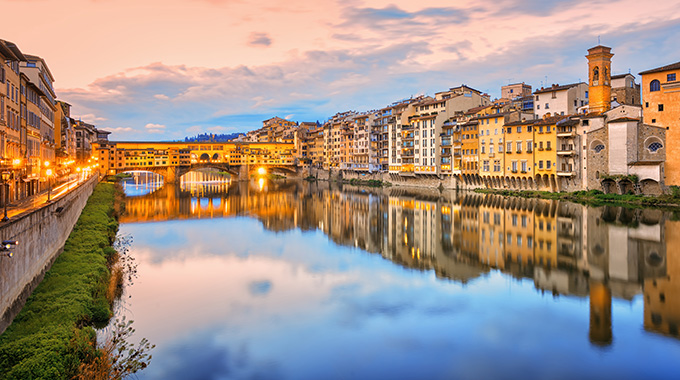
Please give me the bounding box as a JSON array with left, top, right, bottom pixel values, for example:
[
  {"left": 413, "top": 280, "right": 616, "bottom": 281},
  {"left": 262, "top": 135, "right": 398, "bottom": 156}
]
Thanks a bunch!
[{"left": 557, "top": 149, "right": 575, "bottom": 156}]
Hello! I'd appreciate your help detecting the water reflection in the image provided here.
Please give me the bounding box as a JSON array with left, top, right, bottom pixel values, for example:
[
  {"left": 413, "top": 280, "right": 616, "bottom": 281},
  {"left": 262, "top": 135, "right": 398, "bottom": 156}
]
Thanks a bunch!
[
  {"left": 118, "top": 171, "right": 680, "bottom": 379},
  {"left": 121, "top": 173, "right": 678, "bottom": 345}
]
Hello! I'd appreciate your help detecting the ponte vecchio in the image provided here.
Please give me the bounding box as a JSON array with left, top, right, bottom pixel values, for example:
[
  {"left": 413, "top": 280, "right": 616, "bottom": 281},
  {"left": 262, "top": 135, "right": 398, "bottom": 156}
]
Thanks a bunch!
[{"left": 93, "top": 141, "right": 298, "bottom": 182}]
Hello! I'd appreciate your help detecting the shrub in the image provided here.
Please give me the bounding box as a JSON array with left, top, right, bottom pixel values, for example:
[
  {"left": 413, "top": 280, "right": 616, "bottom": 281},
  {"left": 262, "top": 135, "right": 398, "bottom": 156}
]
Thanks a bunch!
[{"left": 0, "top": 183, "right": 119, "bottom": 379}]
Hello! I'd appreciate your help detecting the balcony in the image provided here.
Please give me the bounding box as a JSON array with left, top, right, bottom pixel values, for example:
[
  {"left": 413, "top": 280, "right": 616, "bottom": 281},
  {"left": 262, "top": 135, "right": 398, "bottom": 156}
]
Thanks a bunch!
[
  {"left": 452, "top": 141, "right": 462, "bottom": 148},
  {"left": 441, "top": 139, "right": 452, "bottom": 147},
  {"left": 488, "top": 152, "right": 495, "bottom": 158},
  {"left": 557, "top": 170, "right": 575, "bottom": 177},
  {"left": 557, "top": 149, "right": 575, "bottom": 156},
  {"left": 402, "top": 150, "right": 415, "bottom": 158},
  {"left": 557, "top": 130, "right": 576, "bottom": 138}
]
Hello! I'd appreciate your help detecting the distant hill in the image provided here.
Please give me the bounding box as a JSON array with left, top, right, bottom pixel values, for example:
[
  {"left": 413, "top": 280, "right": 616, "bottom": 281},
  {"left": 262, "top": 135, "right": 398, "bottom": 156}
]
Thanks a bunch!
[{"left": 182, "top": 132, "right": 242, "bottom": 142}]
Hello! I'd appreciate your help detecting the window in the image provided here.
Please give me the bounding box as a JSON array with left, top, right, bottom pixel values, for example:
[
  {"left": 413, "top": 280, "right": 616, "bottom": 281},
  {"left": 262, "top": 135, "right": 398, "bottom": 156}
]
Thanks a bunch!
[
  {"left": 547, "top": 160, "right": 551, "bottom": 168},
  {"left": 545, "top": 103, "right": 549, "bottom": 109},
  {"left": 521, "top": 161, "right": 527, "bottom": 172},
  {"left": 668, "top": 73, "right": 677, "bottom": 82},
  {"left": 516, "top": 126, "right": 522, "bottom": 133},
  {"left": 659, "top": 104, "right": 664, "bottom": 112},
  {"left": 593, "top": 144, "right": 605, "bottom": 153},
  {"left": 650, "top": 80, "right": 661, "bottom": 92},
  {"left": 648, "top": 142, "right": 663, "bottom": 152},
  {"left": 538, "top": 161, "right": 543, "bottom": 169}
]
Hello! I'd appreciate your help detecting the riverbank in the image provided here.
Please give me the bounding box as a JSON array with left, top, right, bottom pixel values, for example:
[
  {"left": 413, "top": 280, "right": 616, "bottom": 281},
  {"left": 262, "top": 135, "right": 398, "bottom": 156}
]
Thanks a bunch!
[
  {"left": 0, "top": 179, "right": 119, "bottom": 379},
  {"left": 475, "top": 188, "right": 680, "bottom": 211}
]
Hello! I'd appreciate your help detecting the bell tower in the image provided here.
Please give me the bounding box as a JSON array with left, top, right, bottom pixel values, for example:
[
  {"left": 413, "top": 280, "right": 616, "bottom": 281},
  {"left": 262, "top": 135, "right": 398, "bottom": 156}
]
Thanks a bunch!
[{"left": 586, "top": 45, "right": 613, "bottom": 114}]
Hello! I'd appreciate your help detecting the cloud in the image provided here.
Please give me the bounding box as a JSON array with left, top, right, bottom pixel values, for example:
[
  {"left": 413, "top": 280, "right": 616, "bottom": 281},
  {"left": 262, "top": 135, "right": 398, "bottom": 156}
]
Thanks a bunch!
[
  {"left": 145, "top": 123, "right": 167, "bottom": 133},
  {"left": 106, "top": 126, "right": 134, "bottom": 133},
  {"left": 248, "top": 32, "right": 272, "bottom": 47},
  {"left": 53, "top": 1, "right": 680, "bottom": 141}
]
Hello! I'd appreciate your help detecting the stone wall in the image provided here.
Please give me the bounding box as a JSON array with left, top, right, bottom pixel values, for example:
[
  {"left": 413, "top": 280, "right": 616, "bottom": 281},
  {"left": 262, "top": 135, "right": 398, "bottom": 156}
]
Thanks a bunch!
[
  {"left": 587, "top": 127, "right": 609, "bottom": 190},
  {"left": 0, "top": 175, "right": 98, "bottom": 333}
]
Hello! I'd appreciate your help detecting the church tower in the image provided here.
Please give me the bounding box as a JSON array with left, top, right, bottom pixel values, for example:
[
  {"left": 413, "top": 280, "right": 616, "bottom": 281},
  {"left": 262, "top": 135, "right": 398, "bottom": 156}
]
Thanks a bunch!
[{"left": 586, "top": 45, "right": 613, "bottom": 114}]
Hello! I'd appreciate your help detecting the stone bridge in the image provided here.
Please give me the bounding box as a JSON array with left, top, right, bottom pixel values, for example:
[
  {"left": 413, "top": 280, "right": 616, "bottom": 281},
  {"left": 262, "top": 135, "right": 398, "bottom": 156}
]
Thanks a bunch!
[
  {"left": 113, "top": 163, "right": 300, "bottom": 183},
  {"left": 94, "top": 140, "right": 302, "bottom": 183}
]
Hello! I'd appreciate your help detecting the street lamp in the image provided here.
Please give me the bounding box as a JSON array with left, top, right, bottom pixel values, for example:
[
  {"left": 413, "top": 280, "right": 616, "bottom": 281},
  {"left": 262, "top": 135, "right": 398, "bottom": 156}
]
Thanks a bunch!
[
  {"left": 46, "top": 169, "right": 53, "bottom": 202},
  {"left": 1, "top": 172, "right": 10, "bottom": 222}
]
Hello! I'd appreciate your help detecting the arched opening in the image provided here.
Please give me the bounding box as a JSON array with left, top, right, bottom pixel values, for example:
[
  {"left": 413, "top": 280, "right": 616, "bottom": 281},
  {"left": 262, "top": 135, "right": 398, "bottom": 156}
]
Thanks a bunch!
[
  {"left": 212, "top": 153, "right": 220, "bottom": 160},
  {"left": 640, "top": 179, "right": 662, "bottom": 195},
  {"left": 120, "top": 170, "right": 165, "bottom": 196},
  {"left": 601, "top": 179, "right": 616, "bottom": 194},
  {"left": 618, "top": 179, "right": 635, "bottom": 195},
  {"left": 199, "top": 153, "right": 210, "bottom": 161}
]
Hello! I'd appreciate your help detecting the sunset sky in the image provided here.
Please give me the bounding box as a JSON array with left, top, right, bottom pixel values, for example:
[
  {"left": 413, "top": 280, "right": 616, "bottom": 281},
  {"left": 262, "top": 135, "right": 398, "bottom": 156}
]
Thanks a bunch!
[{"left": 2, "top": 0, "right": 680, "bottom": 140}]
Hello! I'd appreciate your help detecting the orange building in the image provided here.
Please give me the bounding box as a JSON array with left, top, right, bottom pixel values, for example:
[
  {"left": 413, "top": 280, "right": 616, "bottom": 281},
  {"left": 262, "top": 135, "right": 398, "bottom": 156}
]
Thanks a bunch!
[{"left": 640, "top": 62, "right": 680, "bottom": 186}]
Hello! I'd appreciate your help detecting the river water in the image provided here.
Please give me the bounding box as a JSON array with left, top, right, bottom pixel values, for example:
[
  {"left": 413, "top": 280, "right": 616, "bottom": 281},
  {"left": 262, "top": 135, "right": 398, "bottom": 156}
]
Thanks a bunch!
[{"left": 117, "top": 171, "right": 680, "bottom": 380}]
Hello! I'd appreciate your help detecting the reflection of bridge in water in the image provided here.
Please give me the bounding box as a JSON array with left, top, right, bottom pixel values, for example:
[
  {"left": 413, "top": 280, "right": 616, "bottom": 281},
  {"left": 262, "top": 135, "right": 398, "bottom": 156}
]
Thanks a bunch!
[{"left": 120, "top": 175, "right": 680, "bottom": 345}]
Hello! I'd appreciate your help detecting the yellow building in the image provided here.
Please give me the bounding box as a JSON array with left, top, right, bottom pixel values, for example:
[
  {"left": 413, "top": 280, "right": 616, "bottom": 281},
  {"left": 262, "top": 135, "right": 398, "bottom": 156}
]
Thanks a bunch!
[
  {"left": 640, "top": 61, "right": 680, "bottom": 186},
  {"left": 460, "top": 119, "right": 480, "bottom": 180},
  {"left": 533, "top": 116, "right": 564, "bottom": 191},
  {"left": 503, "top": 119, "right": 536, "bottom": 188},
  {"left": 477, "top": 113, "right": 509, "bottom": 186}
]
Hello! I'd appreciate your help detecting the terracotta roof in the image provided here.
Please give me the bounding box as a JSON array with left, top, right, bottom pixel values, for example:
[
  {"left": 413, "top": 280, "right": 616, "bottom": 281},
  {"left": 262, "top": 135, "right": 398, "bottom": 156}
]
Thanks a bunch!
[
  {"left": 611, "top": 73, "right": 634, "bottom": 80},
  {"left": 476, "top": 112, "right": 511, "bottom": 120},
  {"left": 608, "top": 117, "right": 640, "bottom": 123},
  {"left": 464, "top": 105, "right": 490, "bottom": 115},
  {"left": 639, "top": 61, "right": 680, "bottom": 75},
  {"left": 535, "top": 115, "right": 568, "bottom": 126},
  {"left": 504, "top": 119, "right": 537, "bottom": 127},
  {"left": 533, "top": 82, "right": 585, "bottom": 94}
]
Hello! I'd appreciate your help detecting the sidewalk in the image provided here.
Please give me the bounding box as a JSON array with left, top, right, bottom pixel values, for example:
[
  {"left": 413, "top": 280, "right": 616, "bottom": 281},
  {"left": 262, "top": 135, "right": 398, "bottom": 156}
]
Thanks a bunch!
[{"left": 0, "top": 174, "right": 90, "bottom": 221}]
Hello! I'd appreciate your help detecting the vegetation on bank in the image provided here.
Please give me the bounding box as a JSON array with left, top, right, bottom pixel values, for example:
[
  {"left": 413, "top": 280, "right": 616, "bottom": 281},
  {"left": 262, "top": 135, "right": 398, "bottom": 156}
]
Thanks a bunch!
[
  {"left": 0, "top": 176, "right": 150, "bottom": 379},
  {"left": 474, "top": 188, "right": 680, "bottom": 210},
  {"left": 342, "top": 178, "right": 389, "bottom": 187}
]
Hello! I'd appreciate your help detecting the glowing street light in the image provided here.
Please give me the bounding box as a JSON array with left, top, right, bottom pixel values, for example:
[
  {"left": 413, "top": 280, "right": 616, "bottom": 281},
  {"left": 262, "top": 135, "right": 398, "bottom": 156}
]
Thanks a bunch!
[
  {"left": 1, "top": 171, "right": 10, "bottom": 222},
  {"left": 46, "top": 168, "right": 53, "bottom": 202}
]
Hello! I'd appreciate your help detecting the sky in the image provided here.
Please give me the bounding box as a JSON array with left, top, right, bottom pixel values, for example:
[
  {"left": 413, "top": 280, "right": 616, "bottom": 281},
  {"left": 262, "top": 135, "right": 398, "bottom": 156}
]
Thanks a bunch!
[{"left": 2, "top": 0, "right": 680, "bottom": 140}]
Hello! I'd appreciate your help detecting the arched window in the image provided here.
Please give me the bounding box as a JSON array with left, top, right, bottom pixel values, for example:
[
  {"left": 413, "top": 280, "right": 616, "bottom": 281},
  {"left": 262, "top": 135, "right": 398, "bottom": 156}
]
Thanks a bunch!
[
  {"left": 593, "top": 66, "right": 600, "bottom": 82},
  {"left": 648, "top": 142, "right": 663, "bottom": 152},
  {"left": 593, "top": 144, "right": 605, "bottom": 153},
  {"left": 650, "top": 80, "right": 661, "bottom": 92}
]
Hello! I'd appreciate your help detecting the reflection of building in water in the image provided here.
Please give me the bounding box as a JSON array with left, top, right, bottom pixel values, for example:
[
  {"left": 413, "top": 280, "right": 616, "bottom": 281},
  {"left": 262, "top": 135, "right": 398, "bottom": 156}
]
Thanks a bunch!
[
  {"left": 120, "top": 177, "right": 678, "bottom": 342},
  {"left": 644, "top": 220, "right": 680, "bottom": 339}
]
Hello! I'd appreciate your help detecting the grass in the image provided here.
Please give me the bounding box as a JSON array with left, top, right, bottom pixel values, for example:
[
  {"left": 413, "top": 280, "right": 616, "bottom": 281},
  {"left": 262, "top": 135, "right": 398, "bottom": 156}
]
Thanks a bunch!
[
  {"left": 475, "top": 188, "right": 680, "bottom": 210},
  {"left": 0, "top": 179, "right": 120, "bottom": 379}
]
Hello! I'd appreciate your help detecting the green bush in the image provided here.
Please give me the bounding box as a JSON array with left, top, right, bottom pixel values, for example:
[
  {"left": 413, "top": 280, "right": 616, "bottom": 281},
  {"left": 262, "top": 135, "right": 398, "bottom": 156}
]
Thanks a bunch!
[{"left": 0, "top": 182, "right": 119, "bottom": 379}]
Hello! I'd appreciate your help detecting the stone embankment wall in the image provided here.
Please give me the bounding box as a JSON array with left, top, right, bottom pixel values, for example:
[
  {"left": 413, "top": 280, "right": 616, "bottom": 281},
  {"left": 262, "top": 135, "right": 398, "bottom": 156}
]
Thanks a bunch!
[
  {"left": 303, "top": 168, "right": 485, "bottom": 190},
  {"left": 0, "top": 175, "right": 98, "bottom": 333}
]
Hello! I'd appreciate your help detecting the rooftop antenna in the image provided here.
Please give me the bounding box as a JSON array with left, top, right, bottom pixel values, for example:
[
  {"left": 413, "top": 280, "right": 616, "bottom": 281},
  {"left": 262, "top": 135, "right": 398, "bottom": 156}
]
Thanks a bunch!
[{"left": 598, "top": 35, "right": 601, "bottom": 45}]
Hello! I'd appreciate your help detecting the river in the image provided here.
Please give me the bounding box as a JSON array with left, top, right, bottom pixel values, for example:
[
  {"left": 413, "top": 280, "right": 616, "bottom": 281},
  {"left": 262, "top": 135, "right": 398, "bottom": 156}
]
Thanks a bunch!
[{"left": 115, "top": 170, "right": 680, "bottom": 380}]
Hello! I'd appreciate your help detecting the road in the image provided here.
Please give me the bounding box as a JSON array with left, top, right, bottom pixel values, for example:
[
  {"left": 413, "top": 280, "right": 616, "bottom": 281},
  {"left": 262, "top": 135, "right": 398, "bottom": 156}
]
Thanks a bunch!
[{"left": 1, "top": 173, "right": 94, "bottom": 221}]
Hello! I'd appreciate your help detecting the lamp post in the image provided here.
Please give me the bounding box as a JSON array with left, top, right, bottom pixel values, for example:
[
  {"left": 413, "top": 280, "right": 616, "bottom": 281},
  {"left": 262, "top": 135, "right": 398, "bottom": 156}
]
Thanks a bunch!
[
  {"left": 1, "top": 171, "right": 10, "bottom": 222},
  {"left": 46, "top": 168, "right": 53, "bottom": 202}
]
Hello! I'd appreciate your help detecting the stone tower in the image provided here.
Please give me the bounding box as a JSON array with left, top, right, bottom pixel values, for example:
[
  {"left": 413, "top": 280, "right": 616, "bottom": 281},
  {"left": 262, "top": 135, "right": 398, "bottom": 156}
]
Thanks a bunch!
[{"left": 586, "top": 45, "right": 613, "bottom": 114}]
